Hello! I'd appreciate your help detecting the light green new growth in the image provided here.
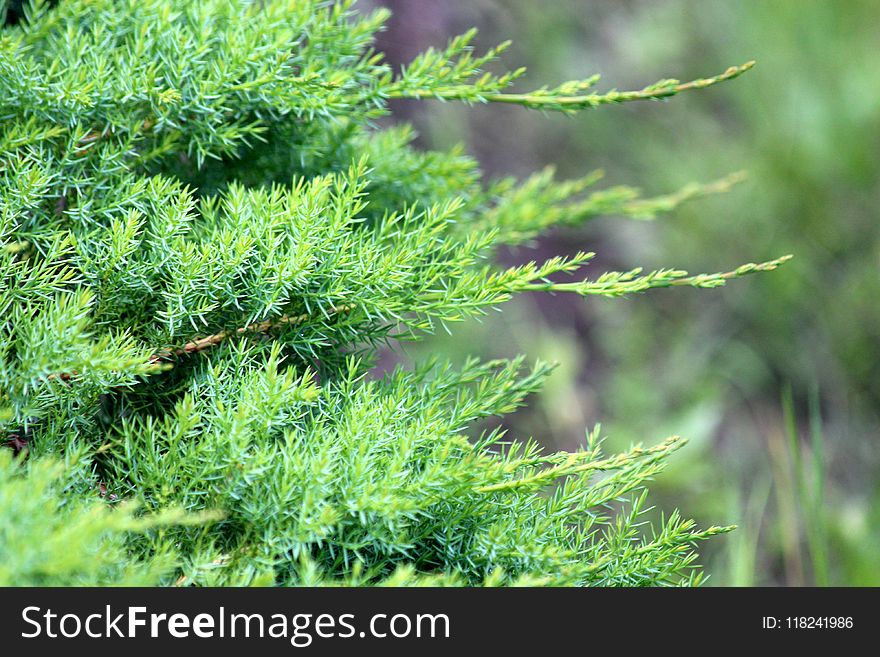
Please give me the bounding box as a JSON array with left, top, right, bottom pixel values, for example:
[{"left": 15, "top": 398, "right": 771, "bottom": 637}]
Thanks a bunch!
[
  {"left": 0, "top": 0, "right": 787, "bottom": 587},
  {"left": 384, "top": 27, "right": 754, "bottom": 113}
]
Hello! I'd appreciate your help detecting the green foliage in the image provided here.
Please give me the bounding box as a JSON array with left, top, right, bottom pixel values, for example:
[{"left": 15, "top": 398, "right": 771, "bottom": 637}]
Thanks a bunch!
[
  {"left": 0, "top": 0, "right": 782, "bottom": 586},
  {"left": 0, "top": 448, "right": 218, "bottom": 585}
]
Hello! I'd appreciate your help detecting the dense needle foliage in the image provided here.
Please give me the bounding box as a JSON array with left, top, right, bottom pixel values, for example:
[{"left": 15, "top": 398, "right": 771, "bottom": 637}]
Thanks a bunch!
[{"left": 0, "top": 0, "right": 787, "bottom": 586}]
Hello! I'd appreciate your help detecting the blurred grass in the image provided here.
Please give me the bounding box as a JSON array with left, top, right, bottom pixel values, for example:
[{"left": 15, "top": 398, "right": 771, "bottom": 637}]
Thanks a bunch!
[{"left": 375, "top": 0, "right": 880, "bottom": 585}]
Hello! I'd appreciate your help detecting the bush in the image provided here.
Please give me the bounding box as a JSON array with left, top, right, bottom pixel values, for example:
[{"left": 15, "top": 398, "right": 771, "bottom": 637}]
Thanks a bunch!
[{"left": 0, "top": 0, "right": 785, "bottom": 586}]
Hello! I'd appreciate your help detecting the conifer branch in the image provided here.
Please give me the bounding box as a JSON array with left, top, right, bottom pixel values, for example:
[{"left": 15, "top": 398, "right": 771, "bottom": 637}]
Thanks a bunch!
[
  {"left": 388, "top": 61, "right": 755, "bottom": 112},
  {"left": 480, "top": 169, "right": 748, "bottom": 244},
  {"left": 149, "top": 304, "right": 355, "bottom": 363},
  {"left": 476, "top": 435, "right": 685, "bottom": 493},
  {"left": 517, "top": 254, "right": 793, "bottom": 297}
]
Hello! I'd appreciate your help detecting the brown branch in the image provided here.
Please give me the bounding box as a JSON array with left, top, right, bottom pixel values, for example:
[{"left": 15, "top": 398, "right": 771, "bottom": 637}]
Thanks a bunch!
[
  {"left": 4, "top": 429, "right": 30, "bottom": 456},
  {"left": 149, "top": 304, "right": 354, "bottom": 364},
  {"left": 42, "top": 305, "right": 354, "bottom": 384},
  {"left": 7, "top": 304, "right": 354, "bottom": 454}
]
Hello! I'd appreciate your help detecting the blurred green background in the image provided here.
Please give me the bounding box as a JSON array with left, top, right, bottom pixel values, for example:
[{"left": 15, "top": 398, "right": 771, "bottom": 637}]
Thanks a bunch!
[{"left": 370, "top": 0, "right": 880, "bottom": 585}]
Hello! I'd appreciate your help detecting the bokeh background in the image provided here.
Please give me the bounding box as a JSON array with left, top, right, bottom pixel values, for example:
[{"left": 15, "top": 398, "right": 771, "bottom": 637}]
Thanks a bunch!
[{"left": 368, "top": 0, "right": 880, "bottom": 585}]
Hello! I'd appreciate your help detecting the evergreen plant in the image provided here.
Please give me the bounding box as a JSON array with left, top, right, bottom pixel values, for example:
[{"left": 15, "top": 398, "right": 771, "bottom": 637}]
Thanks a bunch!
[{"left": 0, "top": 0, "right": 788, "bottom": 586}]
